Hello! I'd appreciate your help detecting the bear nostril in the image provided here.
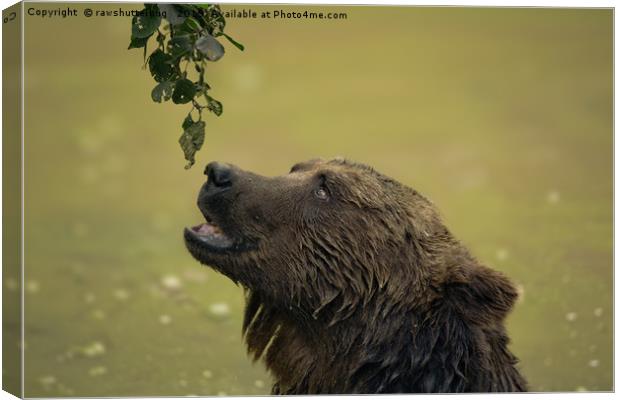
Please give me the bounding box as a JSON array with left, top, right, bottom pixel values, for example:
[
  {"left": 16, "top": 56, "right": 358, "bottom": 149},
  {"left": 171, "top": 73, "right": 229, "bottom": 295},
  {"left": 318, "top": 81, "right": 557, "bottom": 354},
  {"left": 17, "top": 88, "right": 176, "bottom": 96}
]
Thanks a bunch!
[{"left": 206, "top": 161, "right": 233, "bottom": 188}]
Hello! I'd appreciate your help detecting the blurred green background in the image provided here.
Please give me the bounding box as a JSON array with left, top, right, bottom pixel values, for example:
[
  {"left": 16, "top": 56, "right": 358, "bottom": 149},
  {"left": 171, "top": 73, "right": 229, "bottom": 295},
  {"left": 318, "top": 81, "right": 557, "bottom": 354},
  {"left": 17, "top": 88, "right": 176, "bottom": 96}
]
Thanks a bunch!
[{"left": 18, "top": 4, "right": 612, "bottom": 396}]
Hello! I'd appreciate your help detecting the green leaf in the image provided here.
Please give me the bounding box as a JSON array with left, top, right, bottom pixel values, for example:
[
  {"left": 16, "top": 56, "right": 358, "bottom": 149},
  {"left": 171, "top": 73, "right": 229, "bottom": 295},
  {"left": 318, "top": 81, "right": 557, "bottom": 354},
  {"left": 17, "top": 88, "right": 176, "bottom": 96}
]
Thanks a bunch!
[
  {"left": 128, "top": 35, "right": 150, "bottom": 50},
  {"left": 148, "top": 49, "right": 175, "bottom": 82},
  {"left": 172, "top": 79, "right": 197, "bottom": 104},
  {"left": 202, "top": 5, "right": 225, "bottom": 33},
  {"left": 182, "top": 114, "right": 194, "bottom": 130},
  {"left": 167, "top": 35, "right": 193, "bottom": 60},
  {"left": 182, "top": 16, "right": 202, "bottom": 32},
  {"left": 178, "top": 121, "right": 206, "bottom": 169},
  {"left": 130, "top": 3, "right": 243, "bottom": 169},
  {"left": 188, "top": 122, "right": 206, "bottom": 148},
  {"left": 195, "top": 34, "right": 225, "bottom": 61},
  {"left": 157, "top": 4, "right": 187, "bottom": 26},
  {"left": 220, "top": 33, "right": 244, "bottom": 51},
  {"left": 206, "top": 95, "right": 223, "bottom": 116},
  {"left": 151, "top": 81, "right": 175, "bottom": 103},
  {"left": 131, "top": 11, "right": 161, "bottom": 39}
]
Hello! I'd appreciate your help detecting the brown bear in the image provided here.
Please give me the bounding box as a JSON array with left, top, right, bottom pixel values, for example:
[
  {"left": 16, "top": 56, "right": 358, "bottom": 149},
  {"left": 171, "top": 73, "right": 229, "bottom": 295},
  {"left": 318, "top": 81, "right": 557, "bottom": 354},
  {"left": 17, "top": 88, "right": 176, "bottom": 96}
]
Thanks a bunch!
[{"left": 184, "top": 158, "right": 527, "bottom": 394}]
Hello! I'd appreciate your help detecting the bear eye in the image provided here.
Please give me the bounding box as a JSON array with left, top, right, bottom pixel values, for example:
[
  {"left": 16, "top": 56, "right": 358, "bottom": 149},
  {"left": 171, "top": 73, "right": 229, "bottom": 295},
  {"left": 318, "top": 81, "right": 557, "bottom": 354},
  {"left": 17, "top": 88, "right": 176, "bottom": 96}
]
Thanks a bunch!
[{"left": 314, "top": 187, "right": 329, "bottom": 201}]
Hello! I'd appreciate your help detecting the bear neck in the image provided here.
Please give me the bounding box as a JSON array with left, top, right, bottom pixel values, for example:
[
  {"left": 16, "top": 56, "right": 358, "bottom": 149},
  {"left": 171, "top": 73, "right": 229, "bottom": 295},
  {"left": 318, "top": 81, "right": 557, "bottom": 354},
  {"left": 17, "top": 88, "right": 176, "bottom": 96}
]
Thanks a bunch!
[
  {"left": 243, "top": 288, "right": 432, "bottom": 394},
  {"left": 242, "top": 254, "right": 526, "bottom": 394}
]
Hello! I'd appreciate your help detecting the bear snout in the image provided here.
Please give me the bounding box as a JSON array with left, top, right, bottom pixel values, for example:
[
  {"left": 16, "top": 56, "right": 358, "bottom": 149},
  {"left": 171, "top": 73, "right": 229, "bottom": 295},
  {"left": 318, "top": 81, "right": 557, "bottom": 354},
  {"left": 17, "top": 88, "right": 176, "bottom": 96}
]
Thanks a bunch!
[{"left": 205, "top": 161, "right": 234, "bottom": 189}]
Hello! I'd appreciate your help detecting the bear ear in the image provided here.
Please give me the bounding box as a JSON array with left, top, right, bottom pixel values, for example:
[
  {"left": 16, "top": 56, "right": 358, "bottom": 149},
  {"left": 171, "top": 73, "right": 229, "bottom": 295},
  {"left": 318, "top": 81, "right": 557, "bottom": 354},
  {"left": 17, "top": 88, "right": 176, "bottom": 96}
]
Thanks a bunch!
[{"left": 444, "top": 263, "right": 519, "bottom": 323}]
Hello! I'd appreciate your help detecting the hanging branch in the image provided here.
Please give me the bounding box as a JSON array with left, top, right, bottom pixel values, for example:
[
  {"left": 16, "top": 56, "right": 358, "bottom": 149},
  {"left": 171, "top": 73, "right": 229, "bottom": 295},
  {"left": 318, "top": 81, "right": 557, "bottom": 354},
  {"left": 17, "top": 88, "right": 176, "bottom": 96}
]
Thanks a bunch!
[{"left": 129, "top": 4, "right": 244, "bottom": 169}]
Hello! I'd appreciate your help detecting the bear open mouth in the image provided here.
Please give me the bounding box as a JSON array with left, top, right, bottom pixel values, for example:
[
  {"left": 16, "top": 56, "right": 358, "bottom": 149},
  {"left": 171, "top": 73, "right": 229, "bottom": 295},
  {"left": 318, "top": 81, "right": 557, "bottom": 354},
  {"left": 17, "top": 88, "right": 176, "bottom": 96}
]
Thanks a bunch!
[{"left": 184, "top": 215, "right": 235, "bottom": 252}]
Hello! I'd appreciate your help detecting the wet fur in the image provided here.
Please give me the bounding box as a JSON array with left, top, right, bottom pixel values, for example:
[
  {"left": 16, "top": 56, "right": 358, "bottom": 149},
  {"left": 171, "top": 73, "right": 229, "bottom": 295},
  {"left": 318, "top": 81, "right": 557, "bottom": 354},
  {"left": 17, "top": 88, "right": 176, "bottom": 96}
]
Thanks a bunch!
[{"left": 186, "top": 159, "right": 527, "bottom": 393}]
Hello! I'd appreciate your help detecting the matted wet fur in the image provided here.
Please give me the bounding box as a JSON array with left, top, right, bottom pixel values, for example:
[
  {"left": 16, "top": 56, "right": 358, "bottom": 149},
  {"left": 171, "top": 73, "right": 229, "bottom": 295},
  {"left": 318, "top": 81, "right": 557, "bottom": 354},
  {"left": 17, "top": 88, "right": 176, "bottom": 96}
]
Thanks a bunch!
[{"left": 184, "top": 158, "right": 527, "bottom": 394}]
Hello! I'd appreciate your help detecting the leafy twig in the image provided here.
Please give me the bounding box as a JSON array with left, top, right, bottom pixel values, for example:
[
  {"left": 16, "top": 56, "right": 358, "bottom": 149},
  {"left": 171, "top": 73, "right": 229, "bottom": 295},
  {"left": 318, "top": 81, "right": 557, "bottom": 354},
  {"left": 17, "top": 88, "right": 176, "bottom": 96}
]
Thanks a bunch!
[{"left": 129, "top": 3, "right": 244, "bottom": 169}]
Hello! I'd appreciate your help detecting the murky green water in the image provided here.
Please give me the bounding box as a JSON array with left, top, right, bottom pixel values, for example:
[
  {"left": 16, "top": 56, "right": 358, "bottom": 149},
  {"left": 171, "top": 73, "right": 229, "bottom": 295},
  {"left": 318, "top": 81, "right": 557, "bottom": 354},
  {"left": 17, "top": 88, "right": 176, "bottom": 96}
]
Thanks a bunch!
[{"left": 16, "top": 4, "right": 612, "bottom": 396}]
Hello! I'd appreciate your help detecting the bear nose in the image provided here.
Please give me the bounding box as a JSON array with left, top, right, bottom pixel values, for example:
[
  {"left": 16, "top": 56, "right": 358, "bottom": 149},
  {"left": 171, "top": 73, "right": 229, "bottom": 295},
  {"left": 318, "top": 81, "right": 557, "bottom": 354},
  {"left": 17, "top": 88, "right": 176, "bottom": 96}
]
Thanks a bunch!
[{"left": 205, "top": 161, "right": 233, "bottom": 187}]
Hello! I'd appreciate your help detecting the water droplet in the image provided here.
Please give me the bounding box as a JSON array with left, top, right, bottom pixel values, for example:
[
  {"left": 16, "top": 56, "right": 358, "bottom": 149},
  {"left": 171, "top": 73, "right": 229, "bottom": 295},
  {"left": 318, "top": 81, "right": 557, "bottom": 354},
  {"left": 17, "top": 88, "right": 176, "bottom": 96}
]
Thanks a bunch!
[
  {"left": 594, "top": 307, "right": 603, "bottom": 317},
  {"left": 576, "top": 386, "right": 587, "bottom": 392},
  {"left": 565, "top": 312, "right": 577, "bottom": 322},
  {"left": 5, "top": 278, "right": 17, "bottom": 291},
  {"left": 588, "top": 359, "right": 600, "bottom": 368},
  {"left": 546, "top": 190, "right": 560, "bottom": 204},
  {"left": 89, "top": 366, "right": 107, "bottom": 376},
  {"left": 26, "top": 281, "right": 40, "bottom": 294},
  {"left": 161, "top": 275, "right": 182, "bottom": 291},
  {"left": 179, "top": 379, "right": 188, "bottom": 387},
  {"left": 495, "top": 248, "right": 509, "bottom": 261},
  {"left": 92, "top": 310, "right": 106, "bottom": 320},
  {"left": 114, "top": 289, "right": 130, "bottom": 301},
  {"left": 159, "top": 315, "right": 172, "bottom": 325},
  {"left": 254, "top": 379, "right": 265, "bottom": 389},
  {"left": 208, "top": 302, "right": 231, "bottom": 319},
  {"left": 84, "top": 293, "right": 96, "bottom": 304},
  {"left": 39, "top": 375, "right": 56, "bottom": 386},
  {"left": 217, "top": 391, "right": 227, "bottom": 396},
  {"left": 81, "top": 341, "right": 106, "bottom": 357},
  {"left": 202, "top": 370, "right": 213, "bottom": 379},
  {"left": 77, "top": 131, "right": 104, "bottom": 154}
]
